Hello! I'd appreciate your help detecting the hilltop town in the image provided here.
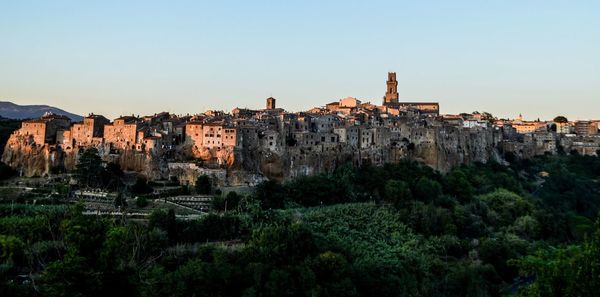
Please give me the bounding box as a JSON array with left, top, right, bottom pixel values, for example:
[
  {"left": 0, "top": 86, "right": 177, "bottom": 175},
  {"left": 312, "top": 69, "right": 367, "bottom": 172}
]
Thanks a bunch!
[{"left": 2, "top": 73, "right": 600, "bottom": 187}]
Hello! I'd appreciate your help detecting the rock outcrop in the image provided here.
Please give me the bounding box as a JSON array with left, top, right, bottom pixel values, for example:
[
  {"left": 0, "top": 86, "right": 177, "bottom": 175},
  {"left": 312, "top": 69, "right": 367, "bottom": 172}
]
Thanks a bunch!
[{"left": 2, "top": 122, "right": 504, "bottom": 181}]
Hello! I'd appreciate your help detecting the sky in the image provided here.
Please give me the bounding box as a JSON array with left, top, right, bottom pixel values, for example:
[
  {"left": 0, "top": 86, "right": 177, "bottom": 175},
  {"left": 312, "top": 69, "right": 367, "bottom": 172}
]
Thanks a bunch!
[{"left": 1, "top": 0, "right": 599, "bottom": 120}]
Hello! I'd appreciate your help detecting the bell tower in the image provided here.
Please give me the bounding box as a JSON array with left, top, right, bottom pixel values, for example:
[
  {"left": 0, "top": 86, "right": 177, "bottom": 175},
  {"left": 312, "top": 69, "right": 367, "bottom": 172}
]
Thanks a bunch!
[
  {"left": 266, "top": 97, "right": 276, "bottom": 110},
  {"left": 383, "top": 72, "right": 399, "bottom": 105}
]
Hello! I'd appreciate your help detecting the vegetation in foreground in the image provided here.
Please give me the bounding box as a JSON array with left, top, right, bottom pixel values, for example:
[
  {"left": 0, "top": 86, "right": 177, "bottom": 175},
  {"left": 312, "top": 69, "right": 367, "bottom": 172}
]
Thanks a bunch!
[{"left": 1, "top": 152, "right": 600, "bottom": 297}]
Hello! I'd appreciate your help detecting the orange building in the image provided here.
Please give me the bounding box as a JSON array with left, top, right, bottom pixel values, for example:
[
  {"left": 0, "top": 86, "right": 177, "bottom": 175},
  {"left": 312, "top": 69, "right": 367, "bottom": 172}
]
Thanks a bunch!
[
  {"left": 202, "top": 123, "right": 223, "bottom": 148},
  {"left": 185, "top": 122, "right": 204, "bottom": 149},
  {"left": 71, "top": 114, "right": 109, "bottom": 147},
  {"left": 18, "top": 114, "right": 71, "bottom": 145},
  {"left": 103, "top": 116, "right": 140, "bottom": 150},
  {"left": 222, "top": 126, "right": 238, "bottom": 147},
  {"left": 512, "top": 122, "right": 547, "bottom": 134}
]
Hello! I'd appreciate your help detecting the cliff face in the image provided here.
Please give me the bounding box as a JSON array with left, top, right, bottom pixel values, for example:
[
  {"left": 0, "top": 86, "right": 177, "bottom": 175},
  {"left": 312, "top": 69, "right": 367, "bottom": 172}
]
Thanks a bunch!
[
  {"left": 2, "top": 134, "right": 156, "bottom": 178},
  {"left": 2, "top": 133, "right": 54, "bottom": 176},
  {"left": 2, "top": 124, "right": 503, "bottom": 180},
  {"left": 238, "top": 126, "right": 501, "bottom": 181},
  {"left": 428, "top": 126, "right": 501, "bottom": 172},
  {"left": 166, "top": 163, "right": 267, "bottom": 187}
]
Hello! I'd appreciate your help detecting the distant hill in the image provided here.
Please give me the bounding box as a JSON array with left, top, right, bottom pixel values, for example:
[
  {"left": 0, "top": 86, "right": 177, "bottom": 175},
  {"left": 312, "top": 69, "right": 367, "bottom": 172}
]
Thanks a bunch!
[{"left": 0, "top": 101, "right": 83, "bottom": 121}]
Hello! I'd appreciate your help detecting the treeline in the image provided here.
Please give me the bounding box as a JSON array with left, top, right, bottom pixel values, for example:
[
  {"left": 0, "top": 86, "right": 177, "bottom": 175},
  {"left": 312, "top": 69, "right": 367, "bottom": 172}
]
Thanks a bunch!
[
  {"left": 0, "top": 117, "right": 21, "bottom": 153},
  {"left": 0, "top": 117, "right": 21, "bottom": 179},
  {"left": 1, "top": 153, "right": 600, "bottom": 296}
]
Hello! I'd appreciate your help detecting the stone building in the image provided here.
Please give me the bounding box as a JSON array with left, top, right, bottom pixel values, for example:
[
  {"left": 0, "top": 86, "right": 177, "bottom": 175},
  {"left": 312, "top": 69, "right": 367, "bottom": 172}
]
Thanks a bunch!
[
  {"left": 222, "top": 126, "right": 238, "bottom": 147},
  {"left": 140, "top": 136, "right": 162, "bottom": 153},
  {"left": 575, "top": 121, "right": 598, "bottom": 136},
  {"left": 262, "top": 130, "right": 281, "bottom": 152},
  {"left": 185, "top": 122, "right": 204, "bottom": 149},
  {"left": 4, "top": 71, "right": 554, "bottom": 180},
  {"left": 339, "top": 97, "right": 361, "bottom": 108},
  {"left": 512, "top": 122, "right": 547, "bottom": 134},
  {"left": 56, "top": 129, "right": 73, "bottom": 150},
  {"left": 18, "top": 113, "right": 71, "bottom": 145},
  {"left": 103, "top": 116, "right": 140, "bottom": 150},
  {"left": 325, "top": 102, "right": 340, "bottom": 113},
  {"left": 71, "top": 114, "right": 110, "bottom": 147},
  {"left": 201, "top": 123, "right": 223, "bottom": 148},
  {"left": 555, "top": 121, "right": 571, "bottom": 134}
]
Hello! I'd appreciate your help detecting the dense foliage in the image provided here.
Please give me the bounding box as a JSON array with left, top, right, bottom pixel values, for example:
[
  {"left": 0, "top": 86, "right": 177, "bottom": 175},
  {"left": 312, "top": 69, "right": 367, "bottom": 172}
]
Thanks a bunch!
[
  {"left": 0, "top": 117, "right": 21, "bottom": 180},
  {"left": 0, "top": 117, "right": 21, "bottom": 153},
  {"left": 1, "top": 153, "right": 600, "bottom": 296},
  {"left": 74, "top": 148, "right": 124, "bottom": 190},
  {"left": 195, "top": 175, "right": 212, "bottom": 195}
]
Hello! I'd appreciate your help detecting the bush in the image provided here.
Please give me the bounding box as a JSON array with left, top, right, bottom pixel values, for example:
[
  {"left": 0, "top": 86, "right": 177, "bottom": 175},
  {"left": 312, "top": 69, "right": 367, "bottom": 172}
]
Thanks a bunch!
[
  {"left": 212, "top": 192, "right": 242, "bottom": 212},
  {"left": 135, "top": 196, "right": 149, "bottom": 208},
  {"left": 195, "top": 175, "right": 212, "bottom": 195},
  {"left": 131, "top": 176, "right": 153, "bottom": 195}
]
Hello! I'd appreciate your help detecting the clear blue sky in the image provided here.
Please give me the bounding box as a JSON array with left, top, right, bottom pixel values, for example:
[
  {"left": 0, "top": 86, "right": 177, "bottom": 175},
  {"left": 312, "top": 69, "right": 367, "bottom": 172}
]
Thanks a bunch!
[{"left": 1, "top": 0, "right": 598, "bottom": 120}]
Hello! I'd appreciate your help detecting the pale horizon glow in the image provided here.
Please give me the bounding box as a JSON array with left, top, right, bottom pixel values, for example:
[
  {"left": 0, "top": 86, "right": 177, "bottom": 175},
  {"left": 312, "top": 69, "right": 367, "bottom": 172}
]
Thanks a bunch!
[{"left": 1, "top": 1, "right": 599, "bottom": 121}]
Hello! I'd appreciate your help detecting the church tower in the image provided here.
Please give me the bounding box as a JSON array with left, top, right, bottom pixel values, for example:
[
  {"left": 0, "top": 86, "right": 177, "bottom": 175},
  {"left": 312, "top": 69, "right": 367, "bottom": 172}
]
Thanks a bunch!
[
  {"left": 383, "top": 72, "right": 399, "bottom": 105},
  {"left": 266, "top": 97, "right": 276, "bottom": 110}
]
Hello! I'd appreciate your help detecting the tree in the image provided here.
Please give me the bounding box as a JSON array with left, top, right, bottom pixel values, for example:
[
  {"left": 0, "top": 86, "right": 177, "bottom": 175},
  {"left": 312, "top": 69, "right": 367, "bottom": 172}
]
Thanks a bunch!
[
  {"left": 285, "top": 174, "right": 351, "bottom": 206},
  {"left": 516, "top": 221, "right": 600, "bottom": 296},
  {"left": 41, "top": 253, "right": 102, "bottom": 297},
  {"left": 254, "top": 180, "right": 285, "bottom": 209},
  {"left": 131, "top": 176, "right": 152, "bottom": 195},
  {"left": 212, "top": 191, "right": 242, "bottom": 212},
  {"left": 0, "top": 162, "right": 15, "bottom": 180},
  {"left": 74, "top": 148, "right": 104, "bottom": 188},
  {"left": 135, "top": 196, "right": 148, "bottom": 208},
  {"left": 480, "top": 188, "right": 532, "bottom": 227},
  {"left": 383, "top": 180, "right": 412, "bottom": 209},
  {"left": 62, "top": 203, "right": 108, "bottom": 260},
  {"left": 310, "top": 251, "right": 358, "bottom": 297},
  {"left": 195, "top": 175, "right": 212, "bottom": 195},
  {"left": 0, "top": 235, "right": 25, "bottom": 264},
  {"left": 414, "top": 177, "right": 442, "bottom": 203},
  {"left": 101, "top": 162, "right": 124, "bottom": 190},
  {"left": 248, "top": 223, "right": 317, "bottom": 265},
  {"left": 553, "top": 116, "right": 568, "bottom": 123},
  {"left": 509, "top": 215, "right": 541, "bottom": 239},
  {"left": 482, "top": 112, "right": 495, "bottom": 120},
  {"left": 445, "top": 169, "right": 474, "bottom": 202},
  {"left": 148, "top": 208, "right": 177, "bottom": 243},
  {"left": 113, "top": 192, "right": 127, "bottom": 209}
]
